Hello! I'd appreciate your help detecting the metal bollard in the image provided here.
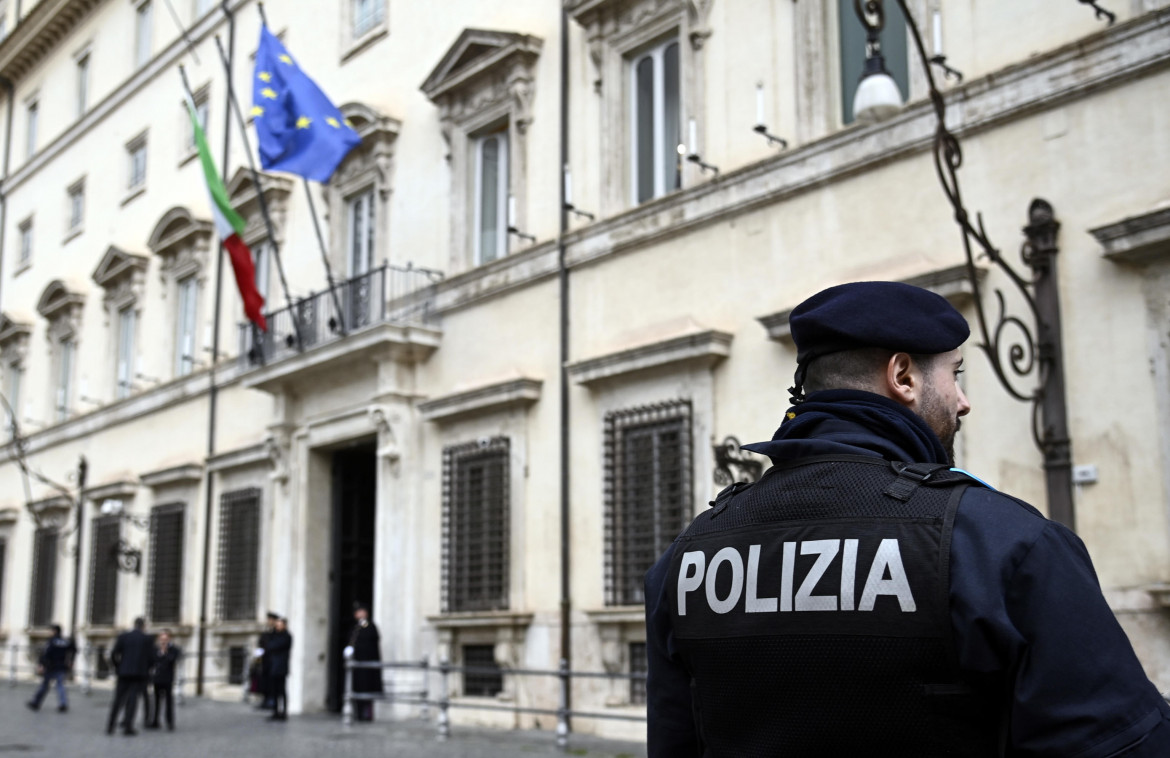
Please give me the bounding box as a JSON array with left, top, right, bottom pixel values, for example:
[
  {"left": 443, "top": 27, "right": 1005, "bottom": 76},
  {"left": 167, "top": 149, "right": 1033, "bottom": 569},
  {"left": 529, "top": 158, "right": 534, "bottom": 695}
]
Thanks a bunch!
[
  {"left": 176, "top": 667, "right": 185, "bottom": 707},
  {"left": 79, "top": 647, "right": 92, "bottom": 695},
  {"left": 418, "top": 657, "right": 430, "bottom": 720},
  {"left": 9, "top": 644, "right": 17, "bottom": 686},
  {"left": 341, "top": 648, "right": 354, "bottom": 727},
  {"left": 436, "top": 659, "right": 450, "bottom": 741},
  {"left": 556, "top": 657, "right": 570, "bottom": 752}
]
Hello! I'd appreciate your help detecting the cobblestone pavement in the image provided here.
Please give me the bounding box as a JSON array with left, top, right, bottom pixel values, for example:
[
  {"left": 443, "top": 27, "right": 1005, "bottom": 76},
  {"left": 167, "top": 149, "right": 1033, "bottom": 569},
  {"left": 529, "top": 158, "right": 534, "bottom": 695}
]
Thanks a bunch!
[{"left": 1, "top": 683, "right": 647, "bottom": 757}]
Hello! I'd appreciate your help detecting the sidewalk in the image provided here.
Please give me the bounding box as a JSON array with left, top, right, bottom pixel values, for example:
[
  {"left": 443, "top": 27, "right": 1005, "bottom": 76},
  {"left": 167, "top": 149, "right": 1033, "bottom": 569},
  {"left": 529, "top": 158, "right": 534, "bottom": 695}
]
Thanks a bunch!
[{"left": 1, "top": 682, "right": 647, "bottom": 757}]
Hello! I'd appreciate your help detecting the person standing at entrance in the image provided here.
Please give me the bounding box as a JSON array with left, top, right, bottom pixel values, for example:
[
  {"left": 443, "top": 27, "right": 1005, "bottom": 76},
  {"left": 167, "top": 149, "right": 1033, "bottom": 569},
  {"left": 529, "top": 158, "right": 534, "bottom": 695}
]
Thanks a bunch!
[
  {"left": 264, "top": 617, "right": 292, "bottom": 722},
  {"left": 345, "top": 603, "right": 383, "bottom": 721},
  {"left": 26, "top": 624, "right": 76, "bottom": 713},
  {"left": 107, "top": 618, "right": 152, "bottom": 736},
  {"left": 146, "top": 630, "right": 180, "bottom": 731},
  {"left": 253, "top": 612, "right": 279, "bottom": 710}
]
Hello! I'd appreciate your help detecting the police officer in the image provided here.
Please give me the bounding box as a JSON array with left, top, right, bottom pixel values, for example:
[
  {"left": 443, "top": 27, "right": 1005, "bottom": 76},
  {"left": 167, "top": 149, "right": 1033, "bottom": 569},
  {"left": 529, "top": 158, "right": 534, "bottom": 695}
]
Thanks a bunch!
[
  {"left": 644, "top": 281, "right": 1170, "bottom": 756},
  {"left": 26, "top": 624, "right": 76, "bottom": 712}
]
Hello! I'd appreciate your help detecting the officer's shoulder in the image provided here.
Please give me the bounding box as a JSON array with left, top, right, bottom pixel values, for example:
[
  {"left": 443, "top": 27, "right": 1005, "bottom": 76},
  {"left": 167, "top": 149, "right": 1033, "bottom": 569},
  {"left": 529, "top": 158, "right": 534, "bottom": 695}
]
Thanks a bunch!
[{"left": 954, "top": 479, "right": 1055, "bottom": 543}]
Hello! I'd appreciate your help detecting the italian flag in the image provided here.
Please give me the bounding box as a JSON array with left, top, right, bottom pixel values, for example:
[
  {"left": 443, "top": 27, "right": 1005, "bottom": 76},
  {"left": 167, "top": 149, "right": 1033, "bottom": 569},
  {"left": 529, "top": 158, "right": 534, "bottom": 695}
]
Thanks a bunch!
[{"left": 186, "top": 95, "right": 268, "bottom": 332}]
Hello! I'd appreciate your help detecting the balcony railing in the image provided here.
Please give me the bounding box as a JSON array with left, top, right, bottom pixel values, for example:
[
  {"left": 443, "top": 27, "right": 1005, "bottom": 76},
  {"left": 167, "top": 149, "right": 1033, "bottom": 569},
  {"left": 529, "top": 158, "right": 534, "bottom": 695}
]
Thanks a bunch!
[{"left": 239, "top": 263, "right": 442, "bottom": 368}]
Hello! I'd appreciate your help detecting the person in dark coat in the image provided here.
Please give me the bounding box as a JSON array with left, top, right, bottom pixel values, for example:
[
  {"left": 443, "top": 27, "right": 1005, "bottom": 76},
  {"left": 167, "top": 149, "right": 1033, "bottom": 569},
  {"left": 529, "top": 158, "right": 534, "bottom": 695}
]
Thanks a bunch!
[
  {"left": 345, "top": 603, "right": 383, "bottom": 721},
  {"left": 26, "top": 624, "right": 76, "bottom": 712},
  {"left": 107, "top": 618, "right": 152, "bottom": 736},
  {"left": 146, "top": 630, "right": 180, "bottom": 731},
  {"left": 644, "top": 281, "right": 1170, "bottom": 756},
  {"left": 263, "top": 617, "right": 292, "bottom": 722},
  {"left": 253, "top": 611, "right": 279, "bottom": 709}
]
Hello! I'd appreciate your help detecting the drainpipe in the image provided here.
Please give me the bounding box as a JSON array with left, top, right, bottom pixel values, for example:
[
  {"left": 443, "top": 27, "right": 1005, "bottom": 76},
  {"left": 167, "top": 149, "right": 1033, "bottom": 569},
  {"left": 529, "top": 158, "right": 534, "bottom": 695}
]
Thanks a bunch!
[
  {"left": 0, "top": 74, "right": 14, "bottom": 325},
  {"left": 557, "top": 0, "right": 572, "bottom": 714}
]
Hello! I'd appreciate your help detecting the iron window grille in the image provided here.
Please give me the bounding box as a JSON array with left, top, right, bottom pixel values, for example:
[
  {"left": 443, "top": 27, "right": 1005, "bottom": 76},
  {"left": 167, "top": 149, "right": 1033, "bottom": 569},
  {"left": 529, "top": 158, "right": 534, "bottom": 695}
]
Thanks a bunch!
[
  {"left": 461, "top": 644, "right": 503, "bottom": 697},
  {"left": 88, "top": 515, "right": 120, "bottom": 626},
  {"left": 216, "top": 488, "right": 261, "bottom": 622},
  {"left": 228, "top": 646, "right": 248, "bottom": 685},
  {"left": 604, "top": 399, "right": 693, "bottom": 607},
  {"left": 29, "top": 528, "right": 58, "bottom": 628},
  {"left": 441, "top": 438, "right": 510, "bottom": 614},
  {"left": 629, "top": 641, "right": 648, "bottom": 705},
  {"left": 148, "top": 503, "right": 185, "bottom": 623}
]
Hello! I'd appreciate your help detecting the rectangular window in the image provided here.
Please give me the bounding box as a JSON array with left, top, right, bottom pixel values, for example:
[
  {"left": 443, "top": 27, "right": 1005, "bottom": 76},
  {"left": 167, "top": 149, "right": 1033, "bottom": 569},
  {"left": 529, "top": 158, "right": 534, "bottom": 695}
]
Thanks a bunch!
[
  {"left": 838, "top": 0, "right": 908, "bottom": 124},
  {"left": 347, "top": 188, "right": 376, "bottom": 276},
  {"left": 630, "top": 38, "right": 680, "bottom": 204},
  {"left": 18, "top": 218, "right": 32, "bottom": 264},
  {"left": 442, "top": 438, "right": 510, "bottom": 613},
  {"left": 115, "top": 307, "right": 136, "bottom": 399},
  {"left": 352, "top": 0, "right": 385, "bottom": 38},
  {"left": 127, "top": 134, "right": 148, "bottom": 191},
  {"left": 67, "top": 179, "right": 85, "bottom": 233},
  {"left": 175, "top": 277, "right": 198, "bottom": 377},
  {"left": 25, "top": 100, "right": 37, "bottom": 159},
  {"left": 29, "top": 528, "right": 57, "bottom": 627},
  {"left": 473, "top": 129, "right": 508, "bottom": 265},
  {"left": 88, "top": 515, "right": 120, "bottom": 626},
  {"left": 148, "top": 503, "right": 184, "bottom": 623},
  {"left": 56, "top": 339, "right": 75, "bottom": 421},
  {"left": 216, "top": 488, "right": 260, "bottom": 621},
  {"left": 629, "top": 641, "right": 648, "bottom": 705},
  {"left": 135, "top": 1, "right": 153, "bottom": 67},
  {"left": 461, "top": 644, "right": 503, "bottom": 698},
  {"left": 604, "top": 400, "right": 692, "bottom": 606},
  {"left": 76, "top": 54, "right": 90, "bottom": 117}
]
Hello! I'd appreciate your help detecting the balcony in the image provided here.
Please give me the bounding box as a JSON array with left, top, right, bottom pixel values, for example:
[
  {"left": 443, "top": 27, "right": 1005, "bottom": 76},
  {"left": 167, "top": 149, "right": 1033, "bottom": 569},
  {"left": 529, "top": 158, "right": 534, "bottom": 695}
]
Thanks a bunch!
[{"left": 239, "top": 263, "right": 443, "bottom": 393}]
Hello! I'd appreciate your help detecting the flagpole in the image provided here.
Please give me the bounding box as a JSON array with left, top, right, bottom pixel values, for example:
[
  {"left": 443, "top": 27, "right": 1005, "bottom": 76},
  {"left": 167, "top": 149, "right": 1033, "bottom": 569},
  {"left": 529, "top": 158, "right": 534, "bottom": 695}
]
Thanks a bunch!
[
  {"left": 254, "top": 2, "right": 346, "bottom": 336},
  {"left": 189, "top": 0, "right": 235, "bottom": 697},
  {"left": 212, "top": 33, "right": 305, "bottom": 353}
]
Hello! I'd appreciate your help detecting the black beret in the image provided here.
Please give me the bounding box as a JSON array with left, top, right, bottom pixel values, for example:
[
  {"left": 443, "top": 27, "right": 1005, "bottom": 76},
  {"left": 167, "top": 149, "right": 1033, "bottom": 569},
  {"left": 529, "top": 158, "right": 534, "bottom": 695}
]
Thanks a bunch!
[
  {"left": 266, "top": 611, "right": 280, "bottom": 620},
  {"left": 790, "top": 281, "right": 969, "bottom": 364}
]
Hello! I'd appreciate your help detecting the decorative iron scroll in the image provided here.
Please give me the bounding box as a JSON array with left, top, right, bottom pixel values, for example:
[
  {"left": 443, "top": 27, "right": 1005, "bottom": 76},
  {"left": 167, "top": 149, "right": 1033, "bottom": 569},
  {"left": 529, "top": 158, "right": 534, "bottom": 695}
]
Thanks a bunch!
[{"left": 713, "top": 436, "right": 764, "bottom": 487}]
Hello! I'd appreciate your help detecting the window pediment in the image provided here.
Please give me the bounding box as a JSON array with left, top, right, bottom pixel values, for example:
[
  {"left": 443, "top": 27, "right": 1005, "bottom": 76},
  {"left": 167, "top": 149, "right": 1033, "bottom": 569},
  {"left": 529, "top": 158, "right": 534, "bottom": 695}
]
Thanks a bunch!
[
  {"left": 92, "top": 245, "right": 148, "bottom": 307},
  {"left": 0, "top": 311, "right": 33, "bottom": 359},
  {"left": 421, "top": 28, "right": 542, "bottom": 130},
  {"left": 36, "top": 279, "right": 85, "bottom": 332},
  {"left": 147, "top": 206, "right": 213, "bottom": 282},
  {"left": 331, "top": 102, "right": 401, "bottom": 196},
  {"left": 225, "top": 168, "right": 293, "bottom": 247}
]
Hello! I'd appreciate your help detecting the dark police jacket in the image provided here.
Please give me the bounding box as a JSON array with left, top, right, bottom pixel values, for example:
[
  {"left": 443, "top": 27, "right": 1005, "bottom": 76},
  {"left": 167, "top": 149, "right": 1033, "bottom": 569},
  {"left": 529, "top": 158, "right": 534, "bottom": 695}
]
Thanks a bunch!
[
  {"left": 349, "top": 620, "right": 384, "bottom": 694},
  {"left": 39, "top": 634, "right": 76, "bottom": 673},
  {"left": 645, "top": 394, "right": 1170, "bottom": 757},
  {"left": 264, "top": 631, "right": 292, "bottom": 678},
  {"left": 152, "top": 644, "right": 181, "bottom": 686},
  {"left": 110, "top": 629, "right": 153, "bottom": 679}
]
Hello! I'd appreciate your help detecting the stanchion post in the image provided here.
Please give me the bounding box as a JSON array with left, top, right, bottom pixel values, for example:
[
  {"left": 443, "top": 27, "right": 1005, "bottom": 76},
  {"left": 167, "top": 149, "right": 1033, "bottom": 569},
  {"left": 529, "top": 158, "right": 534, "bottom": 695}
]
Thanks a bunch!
[
  {"left": 437, "top": 658, "right": 450, "bottom": 741},
  {"left": 176, "top": 666, "right": 185, "bottom": 707},
  {"left": 79, "top": 646, "right": 91, "bottom": 695},
  {"left": 341, "top": 648, "right": 355, "bottom": 727},
  {"left": 419, "top": 656, "right": 430, "bottom": 719},
  {"left": 8, "top": 644, "right": 16, "bottom": 686},
  {"left": 556, "top": 657, "right": 570, "bottom": 752}
]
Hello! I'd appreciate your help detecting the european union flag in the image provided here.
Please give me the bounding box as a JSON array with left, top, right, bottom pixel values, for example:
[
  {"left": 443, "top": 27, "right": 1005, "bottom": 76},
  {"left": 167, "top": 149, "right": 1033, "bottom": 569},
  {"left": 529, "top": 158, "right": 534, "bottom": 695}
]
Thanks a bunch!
[{"left": 252, "top": 25, "right": 361, "bottom": 183}]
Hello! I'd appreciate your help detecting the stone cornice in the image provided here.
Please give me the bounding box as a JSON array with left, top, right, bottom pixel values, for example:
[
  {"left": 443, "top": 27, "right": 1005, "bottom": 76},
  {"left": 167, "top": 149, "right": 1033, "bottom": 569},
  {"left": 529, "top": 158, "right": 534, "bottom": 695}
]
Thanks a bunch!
[
  {"left": 140, "top": 463, "right": 204, "bottom": 489},
  {"left": 83, "top": 480, "right": 138, "bottom": 501},
  {"left": 0, "top": 0, "right": 105, "bottom": 81},
  {"left": 0, "top": 507, "right": 19, "bottom": 527},
  {"left": 421, "top": 28, "right": 543, "bottom": 103},
  {"left": 418, "top": 378, "right": 542, "bottom": 423},
  {"left": 1092, "top": 207, "right": 1170, "bottom": 264},
  {"left": 429, "top": 11, "right": 1170, "bottom": 316},
  {"left": 567, "top": 329, "right": 732, "bottom": 386},
  {"left": 426, "top": 611, "right": 534, "bottom": 630},
  {"left": 206, "top": 443, "right": 268, "bottom": 473}
]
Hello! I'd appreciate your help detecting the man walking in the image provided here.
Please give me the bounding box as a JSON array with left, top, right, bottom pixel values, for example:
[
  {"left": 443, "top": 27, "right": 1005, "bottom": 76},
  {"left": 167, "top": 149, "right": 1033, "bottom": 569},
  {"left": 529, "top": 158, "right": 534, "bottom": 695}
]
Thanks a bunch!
[
  {"left": 26, "top": 624, "right": 75, "bottom": 713},
  {"left": 146, "top": 630, "right": 180, "bottom": 731},
  {"left": 106, "top": 618, "right": 152, "bottom": 736},
  {"left": 644, "top": 281, "right": 1170, "bottom": 756},
  {"left": 345, "top": 603, "right": 383, "bottom": 721},
  {"left": 264, "top": 617, "right": 292, "bottom": 722}
]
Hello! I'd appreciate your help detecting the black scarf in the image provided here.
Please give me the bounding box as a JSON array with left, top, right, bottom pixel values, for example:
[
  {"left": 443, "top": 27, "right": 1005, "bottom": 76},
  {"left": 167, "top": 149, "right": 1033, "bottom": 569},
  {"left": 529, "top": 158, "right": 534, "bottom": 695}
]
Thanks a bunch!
[{"left": 742, "top": 389, "right": 949, "bottom": 465}]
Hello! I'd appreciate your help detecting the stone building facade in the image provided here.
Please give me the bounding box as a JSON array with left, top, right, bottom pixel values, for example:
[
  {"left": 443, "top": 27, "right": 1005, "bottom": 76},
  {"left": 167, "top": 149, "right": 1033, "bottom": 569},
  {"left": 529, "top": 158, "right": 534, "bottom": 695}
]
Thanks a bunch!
[{"left": 0, "top": 0, "right": 1167, "bottom": 737}]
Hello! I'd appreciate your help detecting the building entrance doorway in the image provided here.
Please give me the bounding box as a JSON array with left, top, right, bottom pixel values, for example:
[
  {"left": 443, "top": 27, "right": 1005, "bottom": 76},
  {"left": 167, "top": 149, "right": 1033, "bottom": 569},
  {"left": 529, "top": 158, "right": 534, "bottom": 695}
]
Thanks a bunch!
[{"left": 326, "top": 441, "right": 377, "bottom": 712}]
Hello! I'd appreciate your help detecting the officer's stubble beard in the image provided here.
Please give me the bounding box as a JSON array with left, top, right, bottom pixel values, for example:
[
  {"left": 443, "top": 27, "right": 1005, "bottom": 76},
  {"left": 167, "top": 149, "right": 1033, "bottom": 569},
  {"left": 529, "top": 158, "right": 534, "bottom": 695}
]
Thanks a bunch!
[{"left": 917, "top": 379, "right": 960, "bottom": 466}]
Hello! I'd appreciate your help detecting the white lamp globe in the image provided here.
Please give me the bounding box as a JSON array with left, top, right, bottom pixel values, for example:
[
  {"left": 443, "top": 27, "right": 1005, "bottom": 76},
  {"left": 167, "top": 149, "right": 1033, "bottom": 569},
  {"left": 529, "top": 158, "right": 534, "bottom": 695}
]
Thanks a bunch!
[{"left": 853, "top": 70, "right": 904, "bottom": 125}]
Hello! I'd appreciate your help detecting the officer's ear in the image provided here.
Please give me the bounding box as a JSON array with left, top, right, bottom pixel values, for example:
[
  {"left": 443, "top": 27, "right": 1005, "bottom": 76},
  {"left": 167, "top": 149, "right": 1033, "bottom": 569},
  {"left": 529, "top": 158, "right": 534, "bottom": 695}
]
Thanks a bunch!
[{"left": 884, "top": 352, "right": 919, "bottom": 407}]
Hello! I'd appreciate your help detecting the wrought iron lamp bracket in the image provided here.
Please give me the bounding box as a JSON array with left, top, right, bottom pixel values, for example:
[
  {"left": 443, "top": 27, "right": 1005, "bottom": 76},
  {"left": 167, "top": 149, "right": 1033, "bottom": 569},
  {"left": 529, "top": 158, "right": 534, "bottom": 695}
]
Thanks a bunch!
[{"left": 713, "top": 436, "right": 764, "bottom": 487}]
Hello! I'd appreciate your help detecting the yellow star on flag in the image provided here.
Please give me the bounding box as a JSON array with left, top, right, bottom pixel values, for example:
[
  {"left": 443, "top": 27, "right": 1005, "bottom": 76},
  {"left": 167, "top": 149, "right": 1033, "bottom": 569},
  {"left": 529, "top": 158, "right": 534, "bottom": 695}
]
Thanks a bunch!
[
  {"left": 261, "top": 87, "right": 278, "bottom": 100},
  {"left": 258, "top": 71, "right": 272, "bottom": 82},
  {"left": 279, "top": 54, "right": 293, "bottom": 65},
  {"left": 251, "top": 105, "right": 265, "bottom": 117},
  {"left": 296, "top": 115, "right": 311, "bottom": 129},
  {"left": 343, "top": 118, "right": 354, "bottom": 128},
  {"left": 326, "top": 117, "right": 340, "bottom": 128}
]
